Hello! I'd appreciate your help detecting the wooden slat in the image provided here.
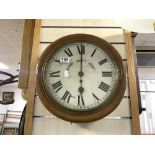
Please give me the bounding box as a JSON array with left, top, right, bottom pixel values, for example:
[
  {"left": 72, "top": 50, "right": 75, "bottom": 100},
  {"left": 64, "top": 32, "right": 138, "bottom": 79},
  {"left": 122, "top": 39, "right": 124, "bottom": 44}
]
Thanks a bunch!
[
  {"left": 31, "top": 20, "right": 132, "bottom": 135},
  {"left": 18, "top": 20, "right": 35, "bottom": 89},
  {"left": 39, "top": 43, "right": 127, "bottom": 59},
  {"left": 32, "top": 117, "right": 131, "bottom": 135},
  {"left": 40, "top": 28, "right": 124, "bottom": 43},
  {"left": 34, "top": 97, "right": 131, "bottom": 117},
  {"left": 124, "top": 30, "right": 141, "bottom": 135},
  {"left": 24, "top": 20, "right": 41, "bottom": 135},
  {"left": 41, "top": 19, "right": 119, "bottom": 27}
]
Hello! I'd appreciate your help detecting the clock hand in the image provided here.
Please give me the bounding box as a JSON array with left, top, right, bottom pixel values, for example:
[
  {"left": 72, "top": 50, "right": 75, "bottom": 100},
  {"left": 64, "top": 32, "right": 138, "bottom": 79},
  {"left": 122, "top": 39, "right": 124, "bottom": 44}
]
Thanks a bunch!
[
  {"left": 64, "top": 61, "right": 74, "bottom": 78},
  {"left": 66, "top": 61, "right": 73, "bottom": 70},
  {"left": 78, "top": 44, "right": 84, "bottom": 94}
]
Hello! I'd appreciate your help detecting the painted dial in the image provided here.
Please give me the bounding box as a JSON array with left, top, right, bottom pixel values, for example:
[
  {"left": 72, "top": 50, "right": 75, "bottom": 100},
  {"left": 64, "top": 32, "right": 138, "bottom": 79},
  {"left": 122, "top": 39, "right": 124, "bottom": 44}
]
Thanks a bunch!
[{"left": 42, "top": 41, "right": 119, "bottom": 111}]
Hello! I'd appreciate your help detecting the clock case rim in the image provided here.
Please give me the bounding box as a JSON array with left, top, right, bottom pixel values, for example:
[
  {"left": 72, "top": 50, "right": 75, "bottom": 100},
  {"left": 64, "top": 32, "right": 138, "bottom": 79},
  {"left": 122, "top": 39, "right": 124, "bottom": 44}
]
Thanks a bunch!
[{"left": 36, "top": 33, "right": 126, "bottom": 123}]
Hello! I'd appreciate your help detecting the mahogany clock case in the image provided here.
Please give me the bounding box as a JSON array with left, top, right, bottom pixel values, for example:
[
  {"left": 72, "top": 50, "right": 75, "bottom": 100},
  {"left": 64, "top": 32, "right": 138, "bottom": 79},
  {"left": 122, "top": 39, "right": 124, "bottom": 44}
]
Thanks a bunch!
[{"left": 36, "top": 33, "right": 126, "bottom": 123}]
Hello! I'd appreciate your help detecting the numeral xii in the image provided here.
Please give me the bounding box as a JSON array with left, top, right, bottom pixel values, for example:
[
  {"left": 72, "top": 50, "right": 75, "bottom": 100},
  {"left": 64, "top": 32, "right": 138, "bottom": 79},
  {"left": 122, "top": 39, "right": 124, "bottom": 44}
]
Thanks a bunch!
[{"left": 77, "top": 44, "right": 85, "bottom": 54}]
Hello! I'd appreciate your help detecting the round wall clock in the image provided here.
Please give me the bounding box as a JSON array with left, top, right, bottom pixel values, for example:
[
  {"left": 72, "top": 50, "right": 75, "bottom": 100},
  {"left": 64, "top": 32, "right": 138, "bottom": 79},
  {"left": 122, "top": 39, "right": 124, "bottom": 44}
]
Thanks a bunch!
[{"left": 37, "top": 34, "right": 126, "bottom": 123}]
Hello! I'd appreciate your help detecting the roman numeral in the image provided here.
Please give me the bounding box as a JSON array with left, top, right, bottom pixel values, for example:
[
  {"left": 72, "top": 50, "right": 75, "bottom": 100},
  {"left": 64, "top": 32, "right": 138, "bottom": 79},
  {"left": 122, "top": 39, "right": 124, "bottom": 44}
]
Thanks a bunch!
[
  {"left": 77, "top": 44, "right": 85, "bottom": 54},
  {"left": 102, "top": 72, "right": 112, "bottom": 77},
  {"left": 52, "top": 81, "right": 63, "bottom": 92},
  {"left": 78, "top": 95, "right": 85, "bottom": 106},
  {"left": 98, "top": 81, "right": 110, "bottom": 92},
  {"left": 99, "top": 58, "right": 107, "bottom": 65},
  {"left": 54, "top": 59, "right": 60, "bottom": 63},
  {"left": 64, "top": 48, "right": 73, "bottom": 57},
  {"left": 91, "top": 48, "right": 97, "bottom": 57},
  {"left": 61, "top": 90, "right": 71, "bottom": 103},
  {"left": 49, "top": 71, "right": 60, "bottom": 77},
  {"left": 92, "top": 93, "right": 99, "bottom": 101}
]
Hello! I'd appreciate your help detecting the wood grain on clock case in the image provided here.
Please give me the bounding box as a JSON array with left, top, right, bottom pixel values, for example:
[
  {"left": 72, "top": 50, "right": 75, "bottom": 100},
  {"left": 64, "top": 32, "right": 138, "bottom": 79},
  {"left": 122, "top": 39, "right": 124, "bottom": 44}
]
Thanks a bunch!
[
  {"left": 36, "top": 34, "right": 126, "bottom": 123},
  {"left": 124, "top": 30, "right": 141, "bottom": 135}
]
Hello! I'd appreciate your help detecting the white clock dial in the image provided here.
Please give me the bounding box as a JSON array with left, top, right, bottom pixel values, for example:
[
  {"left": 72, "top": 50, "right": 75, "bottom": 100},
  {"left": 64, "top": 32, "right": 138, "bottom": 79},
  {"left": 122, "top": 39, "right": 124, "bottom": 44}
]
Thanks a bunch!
[{"left": 42, "top": 41, "right": 119, "bottom": 111}]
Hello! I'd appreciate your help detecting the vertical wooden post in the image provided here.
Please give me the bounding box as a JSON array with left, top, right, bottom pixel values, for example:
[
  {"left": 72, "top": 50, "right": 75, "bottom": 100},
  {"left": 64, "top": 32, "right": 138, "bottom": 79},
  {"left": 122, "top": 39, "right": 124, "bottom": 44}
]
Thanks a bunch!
[
  {"left": 124, "top": 30, "right": 141, "bottom": 135},
  {"left": 18, "top": 19, "right": 35, "bottom": 89},
  {"left": 131, "top": 32, "right": 142, "bottom": 115},
  {"left": 24, "top": 20, "right": 41, "bottom": 135}
]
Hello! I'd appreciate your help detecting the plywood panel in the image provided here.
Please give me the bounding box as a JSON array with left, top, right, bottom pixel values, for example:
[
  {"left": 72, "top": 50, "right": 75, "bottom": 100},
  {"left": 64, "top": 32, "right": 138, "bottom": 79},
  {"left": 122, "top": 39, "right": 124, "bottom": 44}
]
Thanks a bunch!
[
  {"left": 34, "top": 96, "right": 51, "bottom": 116},
  {"left": 41, "top": 19, "right": 119, "bottom": 27},
  {"left": 40, "top": 28, "right": 124, "bottom": 43},
  {"left": 32, "top": 117, "right": 131, "bottom": 135},
  {"left": 39, "top": 43, "right": 126, "bottom": 59},
  {"left": 34, "top": 97, "right": 131, "bottom": 117},
  {"left": 31, "top": 19, "right": 132, "bottom": 135}
]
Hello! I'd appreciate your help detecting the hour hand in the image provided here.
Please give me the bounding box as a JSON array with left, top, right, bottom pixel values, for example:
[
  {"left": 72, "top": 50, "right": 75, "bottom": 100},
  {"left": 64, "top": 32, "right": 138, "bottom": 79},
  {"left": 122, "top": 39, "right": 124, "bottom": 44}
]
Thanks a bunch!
[
  {"left": 79, "top": 86, "right": 84, "bottom": 94},
  {"left": 64, "top": 61, "right": 74, "bottom": 78},
  {"left": 66, "top": 61, "right": 73, "bottom": 70}
]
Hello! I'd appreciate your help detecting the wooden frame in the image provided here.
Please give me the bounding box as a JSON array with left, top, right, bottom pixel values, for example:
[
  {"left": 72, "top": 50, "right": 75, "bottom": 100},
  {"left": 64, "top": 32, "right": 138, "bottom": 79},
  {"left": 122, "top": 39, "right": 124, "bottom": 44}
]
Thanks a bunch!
[
  {"left": 24, "top": 20, "right": 41, "bottom": 135},
  {"left": 22, "top": 20, "right": 140, "bottom": 134},
  {"left": 2, "top": 92, "right": 14, "bottom": 101},
  {"left": 37, "top": 34, "right": 126, "bottom": 123},
  {"left": 18, "top": 19, "right": 35, "bottom": 89},
  {"left": 124, "top": 30, "right": 141, "bottom": 135}
]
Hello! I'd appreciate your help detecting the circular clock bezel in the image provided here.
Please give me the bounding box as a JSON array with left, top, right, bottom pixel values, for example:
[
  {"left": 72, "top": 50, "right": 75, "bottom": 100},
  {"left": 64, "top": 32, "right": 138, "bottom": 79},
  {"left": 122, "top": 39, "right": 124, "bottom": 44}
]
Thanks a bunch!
[{"left": 37, "top": 33, "right": 126, "bottom": 123}]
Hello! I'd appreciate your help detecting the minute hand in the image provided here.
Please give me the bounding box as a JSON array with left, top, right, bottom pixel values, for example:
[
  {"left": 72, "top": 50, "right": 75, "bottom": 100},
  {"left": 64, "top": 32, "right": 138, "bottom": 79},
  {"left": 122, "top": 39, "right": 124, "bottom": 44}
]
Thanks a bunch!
[
  {"left": 80, "top": 45, "right": 83, "bottom": 73},
  {"left": 78, "top": 44, "right": 84, "bottom": 94}
]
